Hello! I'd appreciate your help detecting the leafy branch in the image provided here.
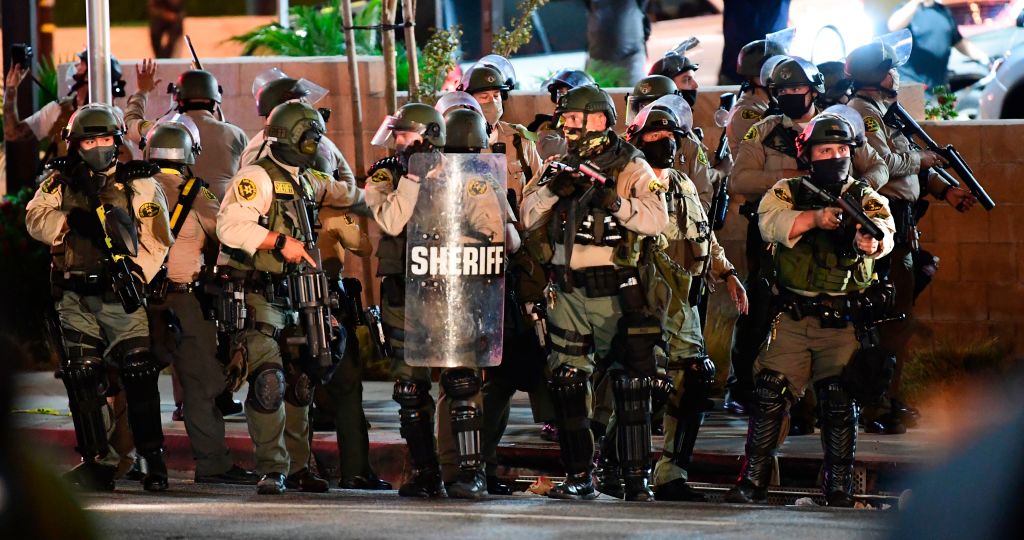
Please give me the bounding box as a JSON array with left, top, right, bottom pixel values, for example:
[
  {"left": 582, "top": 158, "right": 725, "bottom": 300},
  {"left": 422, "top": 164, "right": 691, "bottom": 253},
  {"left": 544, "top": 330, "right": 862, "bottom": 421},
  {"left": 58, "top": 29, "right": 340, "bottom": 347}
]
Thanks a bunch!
[
  {"left": 417, "top": 25, "right": 463, "bottom": 105},
  {"left": 492, "top": 0, "right": 549, "bottom": 57}
]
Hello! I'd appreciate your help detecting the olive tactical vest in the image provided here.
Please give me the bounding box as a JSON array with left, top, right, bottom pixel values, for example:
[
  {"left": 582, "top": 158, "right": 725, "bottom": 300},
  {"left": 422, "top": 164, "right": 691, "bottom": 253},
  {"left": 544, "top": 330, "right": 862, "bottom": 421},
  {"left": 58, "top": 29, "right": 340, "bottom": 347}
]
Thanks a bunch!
[
  {"left": 550, "top": 134, "right": 647, "bottom": 267},
  {"left": 774, "top": 178, "right": 875, "bottom": 294},
  {"left": 54, "top": 170, "right": 134, "bottom": 274},
  {"left": 227, "top": 157, "right": 314, "bottom": 275}
]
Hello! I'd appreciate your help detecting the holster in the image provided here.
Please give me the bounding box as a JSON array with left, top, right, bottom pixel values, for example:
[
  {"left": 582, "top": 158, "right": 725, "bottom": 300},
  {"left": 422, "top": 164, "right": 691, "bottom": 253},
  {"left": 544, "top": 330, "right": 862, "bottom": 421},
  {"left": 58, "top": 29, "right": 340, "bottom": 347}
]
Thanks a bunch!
[
  {"left": 776, "top": 290, "right": 853, "bottom": 329},
  {"left": 889, "top": 199, "right": 918, "bottom": 247}
]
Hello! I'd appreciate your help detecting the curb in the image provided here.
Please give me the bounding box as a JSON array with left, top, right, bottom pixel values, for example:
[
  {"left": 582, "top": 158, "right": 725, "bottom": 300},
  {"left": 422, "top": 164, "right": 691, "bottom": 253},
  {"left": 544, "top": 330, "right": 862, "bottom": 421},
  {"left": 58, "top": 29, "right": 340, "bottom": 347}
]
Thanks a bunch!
[{"left": 23, "top": 426, "right": 918, "bottom": 493}]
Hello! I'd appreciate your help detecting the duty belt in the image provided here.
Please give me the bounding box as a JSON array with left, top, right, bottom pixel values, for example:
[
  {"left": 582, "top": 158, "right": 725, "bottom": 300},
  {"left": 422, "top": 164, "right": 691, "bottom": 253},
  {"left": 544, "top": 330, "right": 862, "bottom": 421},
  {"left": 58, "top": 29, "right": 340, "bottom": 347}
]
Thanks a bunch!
[
  {"left": 559, "top": 265, "right": 635, "bottom": 298},
  {"left": 165, "top": 281, "right": 193, "bottom": 294},
  {"left": 777, "top": 289, "right": 853, "bottom": 329}
]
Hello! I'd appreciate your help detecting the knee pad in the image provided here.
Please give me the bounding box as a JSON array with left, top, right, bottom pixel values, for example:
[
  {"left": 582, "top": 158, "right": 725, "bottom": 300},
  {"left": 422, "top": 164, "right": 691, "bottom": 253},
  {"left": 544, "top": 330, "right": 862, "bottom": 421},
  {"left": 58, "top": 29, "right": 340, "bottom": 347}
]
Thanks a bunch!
[
  {"left": 549, "top": 364, "right": 590, "bottom": 428},
  {"left": 650, "top": 373, "right": 675, "bottom": 411},
  {"left": 753, "top": 369, "right": 791, "bottom": 411},
  {"left": 284, "top": 367, "right": 315, "bottom": 408},
  {"left": 392, "top": 379, "right": 432, "bottom": 410},
  {"left": 815, "top": 376, "right": 856, "bottom": 423},
  {"left": 440, "top": 368, "right": 481, "bottom": 401},
  {"left": 246, "top": 364, "right": 286, "bottom": 414},
  {"left": 116, "top": 342, "right": 165, "bottom": 383}
]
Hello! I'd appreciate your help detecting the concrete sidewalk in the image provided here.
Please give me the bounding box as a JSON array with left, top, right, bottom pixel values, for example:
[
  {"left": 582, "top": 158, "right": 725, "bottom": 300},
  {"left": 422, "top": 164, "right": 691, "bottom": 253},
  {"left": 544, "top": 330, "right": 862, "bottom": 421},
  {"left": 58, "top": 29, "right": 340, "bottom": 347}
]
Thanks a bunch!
[{"left": 13, "top": 372, "right": 933, "bottom": 494}]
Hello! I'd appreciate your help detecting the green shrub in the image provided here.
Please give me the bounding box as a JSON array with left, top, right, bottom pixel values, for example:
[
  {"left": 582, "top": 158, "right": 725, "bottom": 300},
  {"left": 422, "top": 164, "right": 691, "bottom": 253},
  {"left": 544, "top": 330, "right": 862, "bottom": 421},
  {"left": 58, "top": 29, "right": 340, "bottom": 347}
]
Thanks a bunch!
[{"left": 901, "top": 337, "right": 1013, "bottom": 404}]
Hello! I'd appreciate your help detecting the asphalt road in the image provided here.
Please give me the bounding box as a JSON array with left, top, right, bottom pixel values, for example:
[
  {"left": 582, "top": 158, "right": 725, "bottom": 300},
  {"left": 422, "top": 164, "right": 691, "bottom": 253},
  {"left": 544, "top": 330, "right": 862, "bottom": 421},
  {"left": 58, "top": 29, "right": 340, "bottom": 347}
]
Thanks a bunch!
[{"left": 81, "top": 480, "right": 896, "bottom": 540}]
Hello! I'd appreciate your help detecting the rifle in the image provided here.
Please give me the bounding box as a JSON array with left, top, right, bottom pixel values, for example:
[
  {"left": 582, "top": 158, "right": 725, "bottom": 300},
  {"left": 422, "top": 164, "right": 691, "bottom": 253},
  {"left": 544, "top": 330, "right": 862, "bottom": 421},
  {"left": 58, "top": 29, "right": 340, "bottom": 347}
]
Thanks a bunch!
[
  {"left": 882, "top": 101, "right": 995, "bottom": 210},
  {"left": 709, "top": 92, "right": 736, "bottom": 231},
  {"left": 284, "top": 193, "right": 341, "bottom": 384},
  {"left": 799, "top": 178, "right": 886, "bottom": 241}
]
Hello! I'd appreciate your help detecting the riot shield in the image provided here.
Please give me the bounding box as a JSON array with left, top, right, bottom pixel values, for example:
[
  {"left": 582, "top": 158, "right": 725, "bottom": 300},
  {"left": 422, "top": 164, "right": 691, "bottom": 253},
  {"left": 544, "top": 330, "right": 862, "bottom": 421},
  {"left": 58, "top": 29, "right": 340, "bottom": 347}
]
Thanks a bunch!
[{"left": 404, "top": 152, "right": 508, "bottom": 368}]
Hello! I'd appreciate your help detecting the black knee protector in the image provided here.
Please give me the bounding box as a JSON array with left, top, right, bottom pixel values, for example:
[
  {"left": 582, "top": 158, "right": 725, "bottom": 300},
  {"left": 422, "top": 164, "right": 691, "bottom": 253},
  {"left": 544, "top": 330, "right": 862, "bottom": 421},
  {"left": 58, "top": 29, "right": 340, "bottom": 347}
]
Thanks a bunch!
[
  {"left": 61, "top": 355, "right": 110, "bottom": 461},
  {"left": 440, "top": 368, "right": 481, "bottom": 401},
  {"left": 679, "top": 356, "right": 716, "bottom": 412},
  {"left": 548, "top": 364, "right": 594, "bottom": 474},
  {"left": 650, "top": 373, "right": 675, "bottom": 413},
  {"left": 115, "top": 341, "right": 167, "bottom": 453},
  {"left": 611, "top": 372, "right": 653, "bottom": 473},
  {"left": 738, "top": 369, "right": 792, "bottom": 488},
  {"left": 246, "top": 364, "right": 286, "bottom": 414},
  {"left": 442, "top": 369, "right": 483, "bottom": 469},
  {"left": 284, "top": 367, "right": 315, "bottom": 408},
  {"left": 392, "top": 379, "right": 437, "bottom": 469},
  {"left": 612, "top": 314, "right": 662, "bottom": 379}
]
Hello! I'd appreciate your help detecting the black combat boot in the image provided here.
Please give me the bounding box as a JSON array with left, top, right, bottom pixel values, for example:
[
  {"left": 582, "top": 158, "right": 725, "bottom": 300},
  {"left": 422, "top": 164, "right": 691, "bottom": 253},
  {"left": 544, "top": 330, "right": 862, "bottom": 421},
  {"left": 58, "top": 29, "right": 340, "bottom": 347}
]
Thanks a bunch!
[
  {"left": 448, "top": 468, "right": 487, "bottom": 500},
  {"left": 140, "top": 449, "right": 169, "bottom": 492},
  {"left": 63, "top": 460, "right": 117, "bottom": 492},
  {"left": 594, "top": 431, "right": 624, "bottom": 499},
  {"left": 548, "top": 471, "right": 598, "bottom": 500}
]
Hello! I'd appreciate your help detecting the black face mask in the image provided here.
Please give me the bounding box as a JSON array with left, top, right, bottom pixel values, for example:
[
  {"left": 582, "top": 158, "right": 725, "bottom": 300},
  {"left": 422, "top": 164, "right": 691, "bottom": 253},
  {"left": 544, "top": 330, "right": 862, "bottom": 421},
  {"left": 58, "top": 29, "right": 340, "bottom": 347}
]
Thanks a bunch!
[
  {"left": 639, "top": 137, "right": 677, "bottom": 169},
  {"left": 679, "top": 89, "right": 698, "bottom": 108},
  {"left": 810, "top": 157, "right": 851, "bottom": 194},
  {"left": 78, "top": 145, "right": 118, "bottom": 173},
  {"left": 777, "top": 93, "right": 812, "bottom": 119}
]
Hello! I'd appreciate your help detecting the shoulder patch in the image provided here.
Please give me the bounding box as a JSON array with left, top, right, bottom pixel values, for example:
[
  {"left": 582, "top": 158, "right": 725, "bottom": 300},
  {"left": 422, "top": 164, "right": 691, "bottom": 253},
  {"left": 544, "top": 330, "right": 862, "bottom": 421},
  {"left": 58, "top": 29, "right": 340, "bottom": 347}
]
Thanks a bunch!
[
  {"left": 201, "top": 187, "right": 217, "bottom": 200},
  {"left": 40, "top": 176, "right": 61, "bottom": 194},
  {"left": 237, "top": 178, "right": 258, "bottom": 201},
  {"left": 467, "top": 179, "right": 489, "bottom": 196},
  {"left": 743, "top": 126, "right": 758, "bottom": 141},
  {"left": 862, "top": 198, "right": 884, "bottom": 212},
  {"left": 648, "top": 178, "right": 668, "bottom": 193},
  {"left": 864, "top": 116, "right": 881, "bottom": 133},
  {"left": 370, "top": 168, "right": 393, "bottom": 184},
  {"left": 138, "top": 202, "right": 162, "bottom": 218},
  {"left": 741, "top": 109, "right": 763, "bottom": 121},
  {"left": 773, "top": 187, "right": 793, "bottom": 204},
  {"left": 696, "top": 146, "right": 709, "bottom": 166},
  {"left": 273, "top": 180, "right": 295, "bottom": 195}
]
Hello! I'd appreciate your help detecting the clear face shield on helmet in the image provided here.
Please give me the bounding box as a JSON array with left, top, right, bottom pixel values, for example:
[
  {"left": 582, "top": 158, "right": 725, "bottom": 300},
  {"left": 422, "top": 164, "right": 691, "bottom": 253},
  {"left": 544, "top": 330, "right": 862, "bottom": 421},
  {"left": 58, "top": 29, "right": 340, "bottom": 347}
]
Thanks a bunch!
[
  {"left": 874, "top": 28, "right": 913, "bottom": 68},
  {"left": 251, "top": 67, "right": 329, "bottom": 105},
  {"left": 476, "top": 54, "right": 518, "bottom": 89},
  {"left": 434, "top": 91, "right": 484, "bottom": 118},
  {"left": 371, "top": 115, "right": 428, "bottom": 147},
  {"left": 627, "top": 93, "right": 694, "bottom": 138},
  {"left": 822, "top": 104, "right": 866, "bottom": 145},
  {"left": 766, "top": 27, "right": 796, "bottom": 56},
  {"left": 625, "top": 94, "right": 662, "bottom": 125},
  {"left": 146, "top": 113, "right": 203, "bottom": 160}
]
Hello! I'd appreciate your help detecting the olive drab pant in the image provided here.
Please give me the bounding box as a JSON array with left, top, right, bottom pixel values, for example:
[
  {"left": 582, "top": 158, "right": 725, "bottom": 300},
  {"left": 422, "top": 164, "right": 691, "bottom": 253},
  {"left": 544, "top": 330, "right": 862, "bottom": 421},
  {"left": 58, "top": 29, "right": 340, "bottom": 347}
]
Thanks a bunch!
[{"left": 233, "top": 293, "right": 311, "bottom": 476}]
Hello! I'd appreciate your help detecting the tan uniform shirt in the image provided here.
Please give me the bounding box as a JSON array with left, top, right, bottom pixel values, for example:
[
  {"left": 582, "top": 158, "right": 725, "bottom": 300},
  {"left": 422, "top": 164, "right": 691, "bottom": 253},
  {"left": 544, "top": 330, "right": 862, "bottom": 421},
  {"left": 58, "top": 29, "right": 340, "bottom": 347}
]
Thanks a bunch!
[
  {"left": 153, "top": 169, "right": 219, "bottom": 283},
  {"left": 660, "top": 168, "right": 734, "bottom": 280},
  {"left": 732, "top": 114, "right": 889, "bottom": 198},
  {"left": 124, "top": 92, "right": 249, "bottom": 200},
  {"left": 758, "top": 177, "right": 896, "bottom": 296},
  {"left": 848, "top": 92, "right": 946, "bottom": 202},
  {"left": 522, "top": 157, "right": 669, "bottom": 270},
  {"left": 488, "top": 121, "right": 543, "bottom": 207},
  {"left": 26, "top": 168, "right": 174, "bottom": 283},
  {"left": 676, "top": 131, "right": 724, "bottom": 213},
  {"left": 216, "top": 155, "right": 363, "bottom": 256},
  {"left": 726, "top": 89, "right": 770, "bottom": 157}
]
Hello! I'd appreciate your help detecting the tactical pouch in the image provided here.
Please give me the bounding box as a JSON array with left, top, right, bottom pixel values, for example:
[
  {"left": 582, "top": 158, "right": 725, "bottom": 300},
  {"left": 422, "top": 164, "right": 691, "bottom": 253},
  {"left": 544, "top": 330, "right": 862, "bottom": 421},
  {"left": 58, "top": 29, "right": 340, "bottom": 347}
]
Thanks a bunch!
[{"left": 572, "top": 266, "right": 622, "bottom": 298}]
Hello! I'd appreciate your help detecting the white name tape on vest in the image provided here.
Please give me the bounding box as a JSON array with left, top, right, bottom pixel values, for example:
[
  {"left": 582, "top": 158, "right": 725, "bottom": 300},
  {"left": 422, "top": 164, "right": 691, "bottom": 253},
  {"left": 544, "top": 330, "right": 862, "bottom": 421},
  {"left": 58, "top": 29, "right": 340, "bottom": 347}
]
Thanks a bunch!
[{"left": 409, "top": 245, "right": 505, "bottom": 277}]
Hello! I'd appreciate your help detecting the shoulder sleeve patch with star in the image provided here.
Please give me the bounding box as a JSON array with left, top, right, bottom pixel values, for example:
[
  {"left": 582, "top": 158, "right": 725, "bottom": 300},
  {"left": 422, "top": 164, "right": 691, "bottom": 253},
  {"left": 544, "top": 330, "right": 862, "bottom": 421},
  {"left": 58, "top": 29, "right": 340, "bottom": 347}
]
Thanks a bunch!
[
  {"left": 773, "top": 187, "right": 793, "bottom": 204},
  {"left": 138, "top": 202, "right": 162, "bottom": 218},
  {"left": 237, "top": 178, "right": 258, "bottom": 201},
  {"left": 743, "top": 125, "right": 759, "bottom": 141},
  {"left": 741, "top": 109, "right": 763, "bottom": 121},
  {"left": 864, "top": 116, "right": 881, "bottom": 133}
]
